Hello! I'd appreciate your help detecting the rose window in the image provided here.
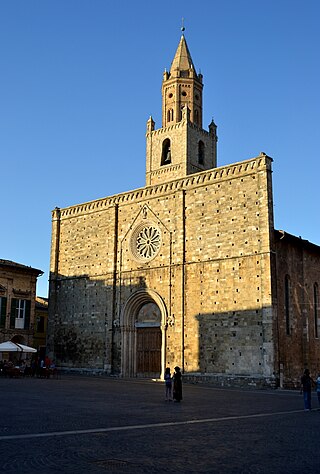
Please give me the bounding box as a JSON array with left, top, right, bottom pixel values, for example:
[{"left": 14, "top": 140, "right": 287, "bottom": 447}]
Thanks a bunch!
[
  {"left": 136, "top": 226, "right": 161, "bottom": 259},
  {"left": 130, "top": 223, "right": 161, "bottom": 262}
]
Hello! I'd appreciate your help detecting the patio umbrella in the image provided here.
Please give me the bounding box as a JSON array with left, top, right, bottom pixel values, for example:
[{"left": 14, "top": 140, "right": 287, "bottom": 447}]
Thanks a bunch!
[{"left": 0, "top": 341, "right": 37, "bottom": 353}]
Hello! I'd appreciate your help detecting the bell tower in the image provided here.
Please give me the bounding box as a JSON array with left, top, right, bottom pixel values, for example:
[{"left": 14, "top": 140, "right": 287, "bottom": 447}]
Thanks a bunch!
[
  {"left": 162, "top": 34, "right": 203, "bottom": 128},
  {"left": 146, "top": 32, "right": 218, "bottom": 186}
]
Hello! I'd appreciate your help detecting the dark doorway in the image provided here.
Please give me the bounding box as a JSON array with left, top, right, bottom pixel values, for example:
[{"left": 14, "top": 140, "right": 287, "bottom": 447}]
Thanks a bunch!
[{"left": 136, "top": 327, "right": 161, "bottom": 377}]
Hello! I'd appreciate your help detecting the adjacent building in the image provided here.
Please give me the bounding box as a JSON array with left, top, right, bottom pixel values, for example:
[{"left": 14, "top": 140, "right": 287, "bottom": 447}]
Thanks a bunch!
[
  {"left": 47, "top": 34, "right": 320, "bottom": 388},
  {"left": 0, "top": 259, "right": 43, "bottom": 350},
  {"left": 34, "top": 296, "right": 49, "bottom": 359}
]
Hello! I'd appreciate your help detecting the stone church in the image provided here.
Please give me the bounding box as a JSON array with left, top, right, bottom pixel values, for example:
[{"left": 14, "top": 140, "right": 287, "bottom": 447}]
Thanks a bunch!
[{"left": 48, "top": 34, "right": 320, "bottom": 388}]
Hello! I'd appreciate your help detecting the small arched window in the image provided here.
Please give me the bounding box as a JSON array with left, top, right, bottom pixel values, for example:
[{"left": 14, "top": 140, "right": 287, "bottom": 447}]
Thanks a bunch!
[
  {"left": 194, "top": 109, "right": 199, "bottom": 125},
  {"left": 161, "top": 139, "right": 171, "bottom": 165},
  {"left": 180, "top": 105, "right": 184, "bottom": 122},
  {"left": 198, "top": 141, "right": 205, "bottom": 165},
  {"left": 167, "top": 109, "right": 174, "bottom": 123},
  {"left": 314, "top": 283, "right": 319, "bottom": 338},
  {"left": 285, "top": 275, "right": 290, "bottom": 335}
]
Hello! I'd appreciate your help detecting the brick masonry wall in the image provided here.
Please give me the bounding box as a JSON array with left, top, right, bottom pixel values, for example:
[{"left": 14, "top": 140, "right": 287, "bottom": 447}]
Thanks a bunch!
[{"left": 275, "top": 234, "right": 320, "bottom": 388}]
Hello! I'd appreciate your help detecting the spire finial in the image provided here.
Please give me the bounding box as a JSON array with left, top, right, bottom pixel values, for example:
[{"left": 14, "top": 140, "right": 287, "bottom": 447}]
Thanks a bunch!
[{"left": 181, "top": 17, "right": 185, "bottom": 33}]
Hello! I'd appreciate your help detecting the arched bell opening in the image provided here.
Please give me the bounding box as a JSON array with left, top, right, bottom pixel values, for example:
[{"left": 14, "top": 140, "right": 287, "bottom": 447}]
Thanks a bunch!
[{"left": 161, "top": 138, "right": 172, "bottom": 165}]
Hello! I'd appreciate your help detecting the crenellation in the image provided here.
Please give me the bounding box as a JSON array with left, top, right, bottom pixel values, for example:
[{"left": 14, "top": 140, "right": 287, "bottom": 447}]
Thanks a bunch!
[{"left": 56, "top": 156, "right": 271, "bottom": 220}]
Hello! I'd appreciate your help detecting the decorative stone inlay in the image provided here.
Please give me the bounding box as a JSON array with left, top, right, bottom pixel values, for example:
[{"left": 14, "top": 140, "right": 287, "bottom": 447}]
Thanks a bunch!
[{"left": 131, "top": 223, "right": 161, "bottom": 261}]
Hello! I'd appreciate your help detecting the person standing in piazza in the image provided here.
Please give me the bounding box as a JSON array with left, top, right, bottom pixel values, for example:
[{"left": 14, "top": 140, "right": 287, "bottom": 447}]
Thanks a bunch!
[
  {"left": 45, "top": 355, "right": 51, "bottom": 368},
  {"left": 315, "top": 372, "right": 320, "bottom": 408},
  {"left": 300, "top": 368, "right": 315, "bottom": 411},
  {"left": 164, "top": 367, "right": 173, "bottom": 401},
  {"left": 173, "top": 366, "right": 183, "bottom": 402}
]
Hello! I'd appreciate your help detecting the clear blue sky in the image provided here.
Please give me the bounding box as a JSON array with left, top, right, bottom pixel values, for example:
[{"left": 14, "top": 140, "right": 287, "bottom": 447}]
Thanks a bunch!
[{"left": 1, "top": 0, "right": 319, "bottom": 297}]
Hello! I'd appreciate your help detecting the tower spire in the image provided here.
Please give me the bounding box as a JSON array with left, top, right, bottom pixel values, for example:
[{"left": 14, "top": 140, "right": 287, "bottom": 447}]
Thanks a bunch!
[
  {"left": 169, "top": 33, "right": 197, "bottom": 79},
  {"left": 162, "top": 32, "right": 202, "bottom": 128},
  {"left": 145, "top": 31, "right": 217, "bottom": 186}
]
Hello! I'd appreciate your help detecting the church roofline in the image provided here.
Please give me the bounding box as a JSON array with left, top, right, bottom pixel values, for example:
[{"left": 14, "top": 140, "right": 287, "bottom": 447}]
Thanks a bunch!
[
  {"left": 275, "top": 229, "right": 320, "bottom": 253},
  {"left": 54, "top": 153, "right": 273, "bottom": 219}
]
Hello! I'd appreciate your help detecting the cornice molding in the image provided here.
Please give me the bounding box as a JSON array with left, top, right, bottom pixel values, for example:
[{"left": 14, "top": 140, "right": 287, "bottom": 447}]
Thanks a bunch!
[{"left": 56, "top": 155, "right": 272, "bottom": 220}]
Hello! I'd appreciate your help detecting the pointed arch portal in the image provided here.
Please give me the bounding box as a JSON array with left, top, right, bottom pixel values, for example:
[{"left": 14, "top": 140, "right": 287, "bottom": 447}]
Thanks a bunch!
[{"left": 121, "top": 289, "right": 167, "bottom": 378}]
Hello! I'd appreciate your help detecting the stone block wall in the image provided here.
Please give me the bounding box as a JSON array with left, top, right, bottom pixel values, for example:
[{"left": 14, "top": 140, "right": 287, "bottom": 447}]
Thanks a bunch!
[
  {"left": 48, "top": 154, "right": 276, "bottom": 382},
  {"left": 186, "top": 122, "right": 216, "bottom": 173},
  {"left": 145, "top": 120, "right": 216, "bottom": 186},
  {"left": 146, "top": 121, "right": 188, "bottom": 186}
]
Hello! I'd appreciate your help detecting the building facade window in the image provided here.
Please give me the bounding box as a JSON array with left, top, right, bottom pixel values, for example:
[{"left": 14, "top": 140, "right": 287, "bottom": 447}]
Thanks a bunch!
[
  {"left": 0, "top": 297, "right": 7, "bottom": 328},
  {"left": 10, "top": 299, "right": 31, "bottom": 330},
  {"left": 314, "top": 283, "right": 319, "bottom": 338},
  {"left": 15, "top": 299, "right": 26, "bottom": 329},
  {"left": 161, "top": 139, "right": 171, "bottom": 165},
  {"left": 16, "top": 299, "right": 26, "bottom": 319},
  {"left": 36, "top": 315, "right": 45, "bottom": 333},
  {"left": 285, "top": 275, "right": 290, "bottom": 335}
]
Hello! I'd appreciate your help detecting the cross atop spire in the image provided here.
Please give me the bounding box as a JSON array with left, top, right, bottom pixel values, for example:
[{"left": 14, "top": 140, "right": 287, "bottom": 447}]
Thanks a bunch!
[{"left": 181, "top": 17, "right": 185, "bottom": 33}]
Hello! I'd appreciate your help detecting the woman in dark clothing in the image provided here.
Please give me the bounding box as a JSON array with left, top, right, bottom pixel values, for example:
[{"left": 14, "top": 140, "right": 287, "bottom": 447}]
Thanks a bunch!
[
  {"left": 173, "top": 366, "right": 182, "bottom": 402},
  {"left": 300, "top": 368, "right": 315, "bottom": 410}
]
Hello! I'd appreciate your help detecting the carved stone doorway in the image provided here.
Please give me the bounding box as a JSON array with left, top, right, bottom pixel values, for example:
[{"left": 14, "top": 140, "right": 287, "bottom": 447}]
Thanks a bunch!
[
  {"left": 121, "top": 289, "right": 167, "bottom": 378},
  {"left": 136, "top": 302, "right": 161, "bottom": 377}
]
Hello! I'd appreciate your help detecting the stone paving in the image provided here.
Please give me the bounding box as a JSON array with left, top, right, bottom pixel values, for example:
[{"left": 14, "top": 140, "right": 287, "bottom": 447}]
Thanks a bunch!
[{"left": 0, "top": 375, "right": 319, "bottom": 473}]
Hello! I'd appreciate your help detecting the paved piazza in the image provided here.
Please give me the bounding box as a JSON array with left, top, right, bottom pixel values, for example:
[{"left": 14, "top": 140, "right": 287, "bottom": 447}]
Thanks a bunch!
[{"left": 0, "top": 375, "right": 319, "bottom": 473}]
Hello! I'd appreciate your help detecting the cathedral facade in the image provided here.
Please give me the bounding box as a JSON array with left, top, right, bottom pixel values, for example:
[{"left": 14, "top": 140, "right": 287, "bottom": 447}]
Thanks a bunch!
[{"left": 48, "top": 35, "right": 320, "bottom": 388}]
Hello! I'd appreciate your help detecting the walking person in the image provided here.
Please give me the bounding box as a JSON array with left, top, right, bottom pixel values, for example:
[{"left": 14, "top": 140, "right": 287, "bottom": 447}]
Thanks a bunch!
[
  {"left": 316, "top": 372, "right": 320, "bottom": 409},
  {"left": 300, "top": 368, "right": 314, "bottom": 411},
  {"left": 164, "top": 367, "right": 173, "bottom": 401},
  {"left": 173, "top": 366, "right": 182, "bottom": 402}
]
